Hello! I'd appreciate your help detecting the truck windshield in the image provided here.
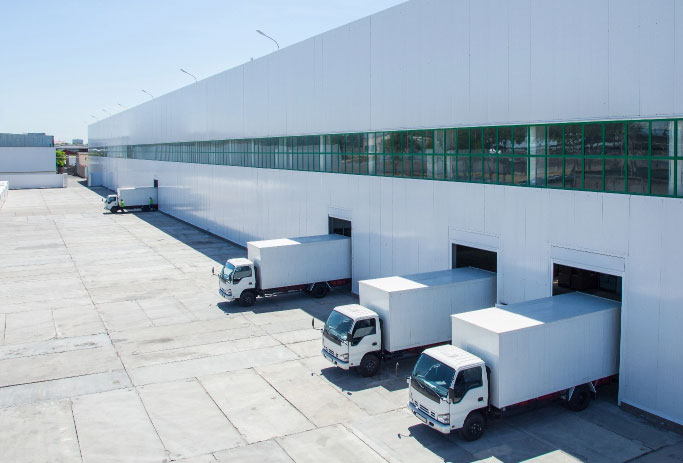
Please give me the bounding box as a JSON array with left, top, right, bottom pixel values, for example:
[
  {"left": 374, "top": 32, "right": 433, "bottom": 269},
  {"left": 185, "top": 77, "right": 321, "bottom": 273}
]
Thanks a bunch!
[
  {"left": 324, "top": 311, "right": 353, "bottom": 342},
  {"left": 222, "top": 262, "right": 235, "bottom": 281},
  {"left": 411, "top": 354, "right": 455, "bottom": 400}
]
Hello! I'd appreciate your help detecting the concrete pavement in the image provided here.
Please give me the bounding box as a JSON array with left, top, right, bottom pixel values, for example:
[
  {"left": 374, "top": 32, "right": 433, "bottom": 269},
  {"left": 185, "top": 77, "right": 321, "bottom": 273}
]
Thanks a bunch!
[{"left": 0, "top": 176, "right": 680, "bottom": 463}]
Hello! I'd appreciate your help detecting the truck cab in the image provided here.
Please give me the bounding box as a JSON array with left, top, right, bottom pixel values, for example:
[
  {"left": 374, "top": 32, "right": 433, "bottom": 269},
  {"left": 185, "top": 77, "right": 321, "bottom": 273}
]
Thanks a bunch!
[
  {"left": 103, "top": 195, "right": 118, "bottom": 211},
  {"left": 218, "top": 258, "right": 256, "bottom": 306},
  {"left": 408, "top": 345, "right": 489, "bottom": 440},
  {"left": 321, "top": 304, "right": 382, "bottom": 376}
]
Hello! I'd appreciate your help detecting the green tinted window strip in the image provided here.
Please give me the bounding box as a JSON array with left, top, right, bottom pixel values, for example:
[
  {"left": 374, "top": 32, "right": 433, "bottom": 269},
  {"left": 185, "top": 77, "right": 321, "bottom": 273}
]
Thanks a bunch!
[{"left": 91, "top": 118, "right": 683, "bottom": 198}]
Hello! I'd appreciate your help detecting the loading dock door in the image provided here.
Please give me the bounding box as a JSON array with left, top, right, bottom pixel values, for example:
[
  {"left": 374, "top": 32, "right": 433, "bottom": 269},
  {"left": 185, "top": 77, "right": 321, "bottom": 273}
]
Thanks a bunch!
[
  {"left": 553, "top": 263, "right": 622, "bottom": 302},
  {"left": 329, "top": 217, "right": 351, "bottom": 237},
  {"left": 452, "top": 244, "right": 497, "bottom": 273}
]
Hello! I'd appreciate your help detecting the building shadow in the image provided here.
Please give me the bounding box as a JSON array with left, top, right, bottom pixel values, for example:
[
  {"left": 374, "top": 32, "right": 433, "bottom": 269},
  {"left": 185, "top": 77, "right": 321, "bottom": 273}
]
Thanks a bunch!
[
  {"left": 73, "top": 176, "right": 111, "bottom": 199},
  {"left": 131, "top": 209, "right": 246, "bottom": 265}
]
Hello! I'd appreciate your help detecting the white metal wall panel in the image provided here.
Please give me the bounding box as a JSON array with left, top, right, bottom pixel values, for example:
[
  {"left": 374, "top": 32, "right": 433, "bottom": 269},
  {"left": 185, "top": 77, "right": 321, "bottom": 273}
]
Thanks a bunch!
[
  {"left": 508, "top": 0, "right": 531, "bottom": 123},
  {"left": 676, "top": 3, "right": 683, "bottom": 114},
  {"left": 0, "top": 147, "right": 55, "bottom": 173},
  {"left": 638, "top": 0, "right": 675, "bottom": 117},
  {"left": 608, "top": 0, "right": 639, "bottom": 117},
  {"left": 89, "top": 0, "right": 683, "bottom": 147}
]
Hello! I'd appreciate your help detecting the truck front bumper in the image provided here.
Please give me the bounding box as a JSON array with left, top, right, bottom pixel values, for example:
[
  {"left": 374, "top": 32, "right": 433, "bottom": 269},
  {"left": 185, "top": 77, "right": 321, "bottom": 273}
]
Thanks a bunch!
[
  {"left": 321, "top": 348, "right": 350, "bottom": 370},
  {"left": 218, "top": 288, "right": 233, "bottom": 300},
  {"left": 408, "top": 402, "right": 451, "bottom": 434}
]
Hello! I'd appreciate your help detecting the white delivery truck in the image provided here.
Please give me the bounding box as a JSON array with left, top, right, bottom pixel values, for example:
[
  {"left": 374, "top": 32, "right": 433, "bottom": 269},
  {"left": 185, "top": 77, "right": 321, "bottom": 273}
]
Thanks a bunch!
[
  {"left": 216, "top": 234, "right": 351, "bottom": 307},
  {"left": 408, "top": 292, "right": 620, "bottom": 441},
  {"left": 104, "top": 187, "right": 158, "bottom": 213},
  {"left": 322, "top": 268, "right": 497, "bottom": 377}
]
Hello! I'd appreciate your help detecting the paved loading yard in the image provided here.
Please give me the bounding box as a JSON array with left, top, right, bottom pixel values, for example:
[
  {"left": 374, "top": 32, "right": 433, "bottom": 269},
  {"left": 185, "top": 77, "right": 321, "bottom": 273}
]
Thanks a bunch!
[{"left": 0, "top": 177, "right": 681, "bottom": 463}]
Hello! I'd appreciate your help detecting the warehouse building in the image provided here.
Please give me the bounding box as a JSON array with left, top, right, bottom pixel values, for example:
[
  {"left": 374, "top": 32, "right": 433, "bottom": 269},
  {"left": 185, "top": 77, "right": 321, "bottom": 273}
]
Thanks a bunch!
[
  {"left": 0, "top": 133, "right": 65, "bottom": 189},
  {"left": 89, "top": 0, "right": 683, "bottom": 427}
]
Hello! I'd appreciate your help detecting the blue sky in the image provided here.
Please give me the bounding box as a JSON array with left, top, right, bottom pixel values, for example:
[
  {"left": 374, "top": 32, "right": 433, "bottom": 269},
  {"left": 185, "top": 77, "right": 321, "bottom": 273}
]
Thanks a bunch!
[{"left": 0, "top": 0, "right": 406, "bottom": 143}]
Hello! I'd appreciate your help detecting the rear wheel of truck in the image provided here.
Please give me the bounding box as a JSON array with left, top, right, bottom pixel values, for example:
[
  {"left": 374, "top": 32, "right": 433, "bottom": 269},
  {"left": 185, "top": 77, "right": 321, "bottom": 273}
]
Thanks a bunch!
[
  {"left": 359, "top": 353, "right": 380, "bottom": 377},
  {"left": 461, "top": 411, "right": 486, "bottom": 441},
  {"left": 311, "top": 283, "right": 329, "bottom": 299},
  {"left": 238, "top": 290, "right": 256, "bottom": 307},
  {"left": 566, "top": 385, "right": 592, "bottom": 411}
]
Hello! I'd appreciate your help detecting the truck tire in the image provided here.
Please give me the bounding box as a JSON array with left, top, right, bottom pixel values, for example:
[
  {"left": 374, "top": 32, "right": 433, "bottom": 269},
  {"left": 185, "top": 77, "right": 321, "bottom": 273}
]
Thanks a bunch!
[
  {"left": 238, "top": 290, "right": 256, "bottom": 307},
  {"left": 460, "top": 411, "right": 486, "bottom": 441},
  {"left": 110, "top": 206, "right": 119, "bottom": 213},
  {"left": 359, "top": 353, "right": 380, "bottom": 377},
  {"left": 566, "top": 385, "right": 592, "bottom": 411},
  {"left": 311, "top": 283, "right": 329, "bottom": 299},
  {"left": 142, "top": 205, "right": 150, "bottom": 212}
]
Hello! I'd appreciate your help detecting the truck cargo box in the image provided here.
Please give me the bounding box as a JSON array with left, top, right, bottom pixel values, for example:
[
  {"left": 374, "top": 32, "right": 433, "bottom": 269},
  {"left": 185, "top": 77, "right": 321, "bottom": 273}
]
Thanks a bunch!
[
  {"left": 247, "top": 234, "right": 351, "bottom": 290},
  {"left": 359, "top": 268, "right": 496, "bottom": 353},
  {"left": 117, "top": 187, "right": 158, "bottom": 206},
  {"left": 451, "top": 292, "right": 620, "bottom": 409}
]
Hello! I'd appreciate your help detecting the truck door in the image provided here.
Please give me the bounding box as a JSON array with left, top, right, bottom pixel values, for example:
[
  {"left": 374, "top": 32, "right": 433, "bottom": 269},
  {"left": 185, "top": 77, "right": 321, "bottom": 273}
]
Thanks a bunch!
[
  {"left": 348, "top": 318, "right": 380, "bottom": 367},
  {"left": 450, "top": 365, "right": 485, "bottom": 430},
  {"left": 231, "top": 265, "right": 255, "bottom": 299}
]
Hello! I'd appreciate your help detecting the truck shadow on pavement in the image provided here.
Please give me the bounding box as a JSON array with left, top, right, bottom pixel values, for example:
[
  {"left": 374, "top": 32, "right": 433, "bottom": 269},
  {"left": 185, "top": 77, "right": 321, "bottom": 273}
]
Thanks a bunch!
[
  {"left": 217, "top": 286, "right": 355, "bottom": 319},
  {"left": 319, "top": 354, "right": 417, "bottom": 393}
]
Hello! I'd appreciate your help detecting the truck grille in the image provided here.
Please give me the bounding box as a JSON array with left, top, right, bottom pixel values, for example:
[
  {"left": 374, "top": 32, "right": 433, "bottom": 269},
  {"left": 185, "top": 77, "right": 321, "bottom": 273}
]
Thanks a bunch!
[{"left": 417, "top": 403, "right": 435, "bottom": 418}]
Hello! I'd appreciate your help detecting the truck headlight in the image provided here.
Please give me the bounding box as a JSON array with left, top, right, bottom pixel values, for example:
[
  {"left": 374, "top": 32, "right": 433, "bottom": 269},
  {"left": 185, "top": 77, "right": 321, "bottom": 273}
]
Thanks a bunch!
[{"left": 437, "top": 413, "right": 450, "bottom": 424}]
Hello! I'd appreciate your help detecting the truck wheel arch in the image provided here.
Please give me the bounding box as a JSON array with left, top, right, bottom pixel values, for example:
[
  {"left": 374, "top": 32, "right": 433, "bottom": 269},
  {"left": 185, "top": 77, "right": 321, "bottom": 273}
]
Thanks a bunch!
[
  {"left": 358, "top": 353, "right": 380, "bottom": 377},
  {"left": 238, "top": 290, "right": 256, "bottom": 307},
  {"left": 310, "top": 282, "right": 329, "bottom": 299},
  {"left": 566, "top": 384, "right": 592, "bottom": 411},
  {"left": 460, "top": 411, "right": 486, "bottom": 441}
]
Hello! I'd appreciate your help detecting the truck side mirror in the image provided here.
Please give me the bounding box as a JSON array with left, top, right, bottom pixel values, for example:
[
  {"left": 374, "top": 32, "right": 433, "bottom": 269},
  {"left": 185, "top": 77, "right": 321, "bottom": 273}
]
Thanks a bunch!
[{"left": 212, "top": 267, "right": 215, "bottom": 275}]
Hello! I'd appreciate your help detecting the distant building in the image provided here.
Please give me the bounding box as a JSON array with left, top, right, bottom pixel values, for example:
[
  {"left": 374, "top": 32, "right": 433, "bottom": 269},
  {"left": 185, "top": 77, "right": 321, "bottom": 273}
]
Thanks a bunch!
[
  {"left": 0, "top": 133, "right": 65, "bottom": 189},
  {"left": 56, "top": 142, "right": 88, "bottom": 155},
  {"left": 72, "top": 139, "right": 84, "bottom": 145}
]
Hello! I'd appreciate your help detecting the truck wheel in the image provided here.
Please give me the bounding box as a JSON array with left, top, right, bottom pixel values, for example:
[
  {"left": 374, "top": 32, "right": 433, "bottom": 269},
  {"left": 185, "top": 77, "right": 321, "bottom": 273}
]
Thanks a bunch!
[
  {"left": 460, "top": 411, "right": 486, "bottom": 441},
  {"left": 566, "top": 385, "right": 592, "bottom": 411},
  {"left": 238, "top": 291, "right": 256, "bottom": 307},
  {"left": 359, "top": 353, "right": 380, "bottom": 377},
  {"left": 311, "top": 283, "right": 329, "bottom": 299},
  {"left": 110, "top": 206, "right": 119, "bottom": 213},
  {"left": 142, "top": 205, "right": 150, "bottom": 212}
]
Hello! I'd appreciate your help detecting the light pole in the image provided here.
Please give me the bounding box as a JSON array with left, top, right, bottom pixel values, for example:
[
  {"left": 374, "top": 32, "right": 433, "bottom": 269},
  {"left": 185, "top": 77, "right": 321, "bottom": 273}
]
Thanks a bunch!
[
  {"left": 141, "top": 89, "right": 154, "bottom": 99},
  {"left": 180, "top": 68, "right": 198, "bottom": 83},
  {"left": 256, "top": 29, "right": 279, "bottom": 49}
]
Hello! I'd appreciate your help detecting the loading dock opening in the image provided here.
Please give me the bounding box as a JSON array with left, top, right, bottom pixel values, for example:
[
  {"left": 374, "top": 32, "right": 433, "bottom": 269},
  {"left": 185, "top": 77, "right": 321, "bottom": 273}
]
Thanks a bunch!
[
  {"left": 452, "top": 244, "right": 497, "bottom": 273},
  {"left": 329, "top": 217, "right": 351, "bottom": 237},
  {"left": 552, "top": 264, "right": 622, "bottom": 302}
]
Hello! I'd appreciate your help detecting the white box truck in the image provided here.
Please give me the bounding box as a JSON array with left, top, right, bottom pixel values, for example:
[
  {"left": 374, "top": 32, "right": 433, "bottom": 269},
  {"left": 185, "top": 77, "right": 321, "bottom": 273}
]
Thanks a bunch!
[
  {"left": 104, "top": 187, "right": 158, "bottom": 213},
  {"left": 408, "top": 292, "right": 620, "bottom": 441},
  {"left": 216, "top": 234, "right": 351, "bottom": 307},
  {"left": 321, "top": 268, "right": 497, "bottom": 377}
]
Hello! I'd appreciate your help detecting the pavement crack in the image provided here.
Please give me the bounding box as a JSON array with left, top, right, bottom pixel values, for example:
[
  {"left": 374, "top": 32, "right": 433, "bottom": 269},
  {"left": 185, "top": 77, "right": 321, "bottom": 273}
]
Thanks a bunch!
[
  {"left": 196, "top": 376, "right": 249, "bottom": 446},
  {"left": 69, "top": 398, "right": 84, "bottom": 461}
]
